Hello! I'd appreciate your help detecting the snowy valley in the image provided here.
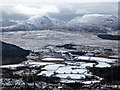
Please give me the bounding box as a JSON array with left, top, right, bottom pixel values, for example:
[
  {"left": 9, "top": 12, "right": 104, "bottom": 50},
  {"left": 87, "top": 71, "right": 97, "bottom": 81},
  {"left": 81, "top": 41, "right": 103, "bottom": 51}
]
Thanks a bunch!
[{"left": 0, "top": 13, "right": 119, "bottom": 89}]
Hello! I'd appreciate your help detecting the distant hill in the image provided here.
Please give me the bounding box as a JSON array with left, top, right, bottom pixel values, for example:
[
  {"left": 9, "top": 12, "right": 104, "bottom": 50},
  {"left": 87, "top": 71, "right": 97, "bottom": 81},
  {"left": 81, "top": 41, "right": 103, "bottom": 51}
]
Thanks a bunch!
[
  {"left": 1, "top": 41, "right": 30, "bottom": 65},
  {"left": 1, "top": 14, "right": 118, "bottom": 33},
  {"left": 67, "top": 14, "right": 118, "bottom": 33},
  {"left": 0, "top": 20, "right": 18, "bottom": 27}
]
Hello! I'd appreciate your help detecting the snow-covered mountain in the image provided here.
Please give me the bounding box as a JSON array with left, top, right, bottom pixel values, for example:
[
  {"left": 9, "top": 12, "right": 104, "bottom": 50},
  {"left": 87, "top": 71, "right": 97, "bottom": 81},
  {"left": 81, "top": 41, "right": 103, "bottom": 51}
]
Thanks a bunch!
[
  {"left": 1, "top": 16, "right": 65, "bottom": 31},
  {"left": 1, "top": 14, "right": 118, "bottom": 33},
  {"left": 67, "top": 14, "right": 118, "bottom": 33},
  {"left": 27, "top": 15, "right": 65, "bottom": 29}
]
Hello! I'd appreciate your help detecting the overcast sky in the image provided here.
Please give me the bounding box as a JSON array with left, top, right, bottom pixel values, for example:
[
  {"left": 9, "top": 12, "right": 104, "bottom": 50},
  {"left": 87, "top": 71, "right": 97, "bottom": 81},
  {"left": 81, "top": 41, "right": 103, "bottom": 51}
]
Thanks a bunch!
[
  {"left": 0, "top": 0, "right": 118, "bottom": 21},
  {"left": 0, "top": 0, "right": 119, "bottom": 4}
]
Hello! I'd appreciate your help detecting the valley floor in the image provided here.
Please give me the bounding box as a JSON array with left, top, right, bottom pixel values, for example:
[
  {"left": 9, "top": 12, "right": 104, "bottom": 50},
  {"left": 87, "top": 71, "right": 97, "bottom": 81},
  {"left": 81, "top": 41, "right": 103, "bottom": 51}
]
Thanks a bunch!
[
  {"left": 0, "top": 30, "right": 119, "bottom": 89},
  {"left": 0, "top": 30, "right": 118, "bottom": 50}
]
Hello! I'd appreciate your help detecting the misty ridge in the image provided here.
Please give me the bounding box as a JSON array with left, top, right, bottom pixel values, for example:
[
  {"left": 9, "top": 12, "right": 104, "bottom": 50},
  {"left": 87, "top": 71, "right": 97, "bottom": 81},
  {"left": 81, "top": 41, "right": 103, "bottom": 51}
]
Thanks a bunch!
[
  {"left": 0, "top": 2, "right": 118, "bottom": 33},
  {"left": 0, "top": 14, "right": 118, "bottom": 33}
]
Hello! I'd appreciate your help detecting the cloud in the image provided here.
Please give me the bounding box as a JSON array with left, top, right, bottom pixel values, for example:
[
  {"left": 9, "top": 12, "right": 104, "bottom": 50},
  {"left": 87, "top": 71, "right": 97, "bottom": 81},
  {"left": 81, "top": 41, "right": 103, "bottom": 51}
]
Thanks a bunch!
[
  {"left": 0, "top": 0, "right": 119, "bottom": 4},
  {"left": 1, "top": 0, "right": 118, "bottom": 20},
  {"left": 5, "top": 4, "right": 60, "bottom": 16},
  {"left": 0, "top": 0, "right": 119, "bottom": 8},
  {"left": 75, "top": 9, "right": 90, "bottom": 14}
]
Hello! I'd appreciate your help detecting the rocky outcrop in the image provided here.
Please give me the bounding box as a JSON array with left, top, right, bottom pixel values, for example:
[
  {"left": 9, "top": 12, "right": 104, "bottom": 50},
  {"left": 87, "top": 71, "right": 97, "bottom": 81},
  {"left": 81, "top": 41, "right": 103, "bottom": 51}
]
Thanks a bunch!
[{"left": 1, "top": 41, "right": 30, "bottom": 65}]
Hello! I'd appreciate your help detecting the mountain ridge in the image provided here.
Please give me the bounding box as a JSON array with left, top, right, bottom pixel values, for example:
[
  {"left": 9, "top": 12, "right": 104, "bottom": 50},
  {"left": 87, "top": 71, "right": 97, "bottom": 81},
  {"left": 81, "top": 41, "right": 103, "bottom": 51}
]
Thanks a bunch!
[{"left": 1, "top": 14, "right": 118, "bottom": 33}]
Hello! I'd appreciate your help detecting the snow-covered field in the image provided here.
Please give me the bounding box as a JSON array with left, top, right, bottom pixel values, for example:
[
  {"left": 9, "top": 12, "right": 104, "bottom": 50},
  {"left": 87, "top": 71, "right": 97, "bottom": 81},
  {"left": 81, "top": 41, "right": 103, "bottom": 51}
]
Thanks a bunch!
[
  {"left": 75, "top": 56, "right": 117, "bottom": 63},
  {"left": 0, "top": 30, "right": 118, "bottom": 50},
  {"left": 41, "top": 58, "right": 64, "bottom": 61},
  {"left": 0, "top": 30, "right": 119, "bottom": 87},
  {"left": 0, "top": 60, "right": 100, "bottom": 81},
  {"left": 74, "top": 56, "right": 118, "bottom": 68},
  {"left": 1, "top": 53, "right": 117, "bottom": 84}
]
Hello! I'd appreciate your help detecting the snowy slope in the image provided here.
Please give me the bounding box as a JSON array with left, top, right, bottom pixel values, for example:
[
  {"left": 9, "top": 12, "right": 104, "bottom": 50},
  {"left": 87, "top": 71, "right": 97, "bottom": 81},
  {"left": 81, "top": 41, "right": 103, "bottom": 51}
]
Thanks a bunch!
[
  {"left": 1, "top": 16, "right": 65, "bottom": 31},
  {"left": 67, "top": 14, "right": 118, "bottom": 33},
  {"left": 27, "top": 15, "right": 65, "bottom": 29},
  {"left": 1, "top": 14, "right": 118, "bottom": 33},
  {"left": 1, "top": 22, "right": 38, "bottom": 31}
]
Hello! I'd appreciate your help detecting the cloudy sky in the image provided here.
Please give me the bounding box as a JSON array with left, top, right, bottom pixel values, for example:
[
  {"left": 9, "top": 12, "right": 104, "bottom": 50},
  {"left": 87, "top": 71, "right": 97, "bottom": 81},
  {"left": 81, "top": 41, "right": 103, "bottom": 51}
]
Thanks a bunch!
[
  {"left": 0, "top": 0, "right": 119, "bottom": 4},
  {"left": 0, "top": 0, "right": 119, "bottom": 21}
]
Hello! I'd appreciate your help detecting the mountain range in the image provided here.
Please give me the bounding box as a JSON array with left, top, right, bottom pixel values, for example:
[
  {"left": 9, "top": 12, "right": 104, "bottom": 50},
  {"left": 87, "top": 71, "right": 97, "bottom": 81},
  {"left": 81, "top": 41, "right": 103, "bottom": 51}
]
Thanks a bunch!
[{"left": 1, "top": 14, "right": 118, "bottom": 33}]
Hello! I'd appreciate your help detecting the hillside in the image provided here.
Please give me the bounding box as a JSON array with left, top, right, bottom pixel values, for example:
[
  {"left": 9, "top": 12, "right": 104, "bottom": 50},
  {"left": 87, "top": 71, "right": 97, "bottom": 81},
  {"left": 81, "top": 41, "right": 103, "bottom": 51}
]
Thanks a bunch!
[
  {"left": 1, "top": 41, "right": 30, "bottom": 65},
  {"left": 1, "top": 14, "right": 118, "bottom": 33}
]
